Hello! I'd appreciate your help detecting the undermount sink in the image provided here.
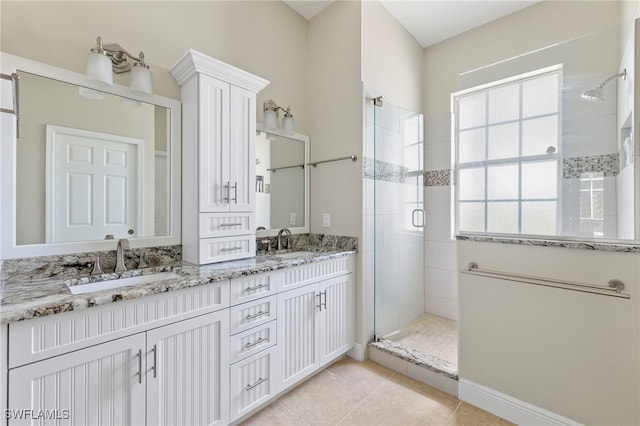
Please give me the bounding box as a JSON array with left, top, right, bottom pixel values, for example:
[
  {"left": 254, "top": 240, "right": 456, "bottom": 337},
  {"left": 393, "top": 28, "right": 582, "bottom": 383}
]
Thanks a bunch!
[
  {"left": 67, "top": 271, "right": 182, "bottom": 295},
  {"left": 275, "top": 251, "right": 317, "bottom": 260}
]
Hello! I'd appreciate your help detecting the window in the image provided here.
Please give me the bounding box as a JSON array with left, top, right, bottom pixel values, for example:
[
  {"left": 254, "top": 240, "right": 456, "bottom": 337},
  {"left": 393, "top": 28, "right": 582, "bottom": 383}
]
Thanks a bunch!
[
  {"left": 454, "top": 66, "right": 561, "bottom": 236},
  {"left": 402, "top": 114, "right": 424, "bottom": 232}
]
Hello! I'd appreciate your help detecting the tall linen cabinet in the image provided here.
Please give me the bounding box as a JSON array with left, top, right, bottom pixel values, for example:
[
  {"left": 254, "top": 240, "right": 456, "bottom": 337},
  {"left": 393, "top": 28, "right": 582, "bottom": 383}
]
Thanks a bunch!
[{"left": 171, "top": 50, "right": 269, "bottom": 264}]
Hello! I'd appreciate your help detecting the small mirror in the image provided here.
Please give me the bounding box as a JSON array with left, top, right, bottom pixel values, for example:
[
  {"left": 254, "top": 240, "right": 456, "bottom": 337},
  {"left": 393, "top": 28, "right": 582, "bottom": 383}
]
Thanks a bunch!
[{"left": 255, "top": 126, "right": 309, "bottom": 236}]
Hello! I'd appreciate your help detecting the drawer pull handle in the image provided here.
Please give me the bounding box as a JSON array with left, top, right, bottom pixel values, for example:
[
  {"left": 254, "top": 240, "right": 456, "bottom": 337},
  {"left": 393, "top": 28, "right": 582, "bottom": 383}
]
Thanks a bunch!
[
  {"left": 219, "top": 223, "right": 243, "bottom": 227},
  {"left": 136, "top": 349, "right": 142, "bottom": 384},
  {"left": 243, "top": 283, "right": 268, "bottom": 293},
  {"left": 245, "top": 310, "right": 269, "bottom": 320},
  {"left": 151, "top": 344, "right": 157, "bottom": 378},
  {"left": 221, "top": 246, "right": 242, "bottom": 252},
  {"left": 245, "top": 337, "right": 268, "bottom": 349},
  {"left": 245, "top": 377, "right": 269, "bottom": 391}
]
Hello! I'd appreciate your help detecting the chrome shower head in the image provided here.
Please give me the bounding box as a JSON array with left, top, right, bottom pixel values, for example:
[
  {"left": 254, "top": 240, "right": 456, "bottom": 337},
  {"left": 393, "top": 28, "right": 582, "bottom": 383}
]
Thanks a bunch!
[
  {"left": 581, "top": 87, "right": 604, "bottom": 102},
  {"left": 581, "top": 68, "right": 626, "bottom": 102}
]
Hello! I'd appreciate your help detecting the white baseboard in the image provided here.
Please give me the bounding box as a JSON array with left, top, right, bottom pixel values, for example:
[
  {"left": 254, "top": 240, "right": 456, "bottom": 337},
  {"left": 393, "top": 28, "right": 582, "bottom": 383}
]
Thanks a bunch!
[
  {"left": 347, "top": 343, "right": 364, "bottom": 361},
  {"left": 458, "top": 379, "right": 581, "bottom": 426}
]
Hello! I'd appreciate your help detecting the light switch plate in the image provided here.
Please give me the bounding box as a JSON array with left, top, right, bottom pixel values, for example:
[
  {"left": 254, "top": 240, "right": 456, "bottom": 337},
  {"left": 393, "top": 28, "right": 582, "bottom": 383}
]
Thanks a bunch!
[
  {"left": 290, "top": 212, "right": 296, "bottom": 226},
  {"left": 323, "top": 213, "right": 331, "bottom": 227}
]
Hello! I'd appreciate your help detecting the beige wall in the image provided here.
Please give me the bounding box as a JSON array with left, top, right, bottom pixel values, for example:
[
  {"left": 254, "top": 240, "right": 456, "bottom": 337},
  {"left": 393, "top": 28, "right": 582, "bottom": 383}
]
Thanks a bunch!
[
  {"left": 361, "top": 0, "right": 424, "bottom": 112},
  {"left": 458, "top": 241, "right": 640, "bottom": 424},
  {"left": 308, "top": 0, "right": 362, "bottom": 236},
  {"left": 0, "top": 1, "right": 309, "bottom": 134}
]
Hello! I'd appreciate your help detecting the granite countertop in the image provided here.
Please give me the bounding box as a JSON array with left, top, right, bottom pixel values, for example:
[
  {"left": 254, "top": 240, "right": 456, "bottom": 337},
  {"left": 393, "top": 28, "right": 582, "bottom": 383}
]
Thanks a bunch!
[{"left": 0, "top": 248, "right": 356, "bottom": 325}]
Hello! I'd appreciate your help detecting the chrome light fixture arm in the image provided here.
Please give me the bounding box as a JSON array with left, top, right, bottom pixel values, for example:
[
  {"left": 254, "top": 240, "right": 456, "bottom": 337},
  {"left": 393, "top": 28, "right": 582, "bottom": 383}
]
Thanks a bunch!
[
  {"left": 263, "top": 99, "right": 292, "bottom": 117},
  {"left": 91, "top": 36, "right": 149, "bottom": 74}
]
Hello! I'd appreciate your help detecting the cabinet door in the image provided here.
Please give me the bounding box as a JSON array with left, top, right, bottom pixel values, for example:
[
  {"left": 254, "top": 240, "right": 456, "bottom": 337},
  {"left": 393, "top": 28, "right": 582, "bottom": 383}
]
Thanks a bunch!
[
  {"left": 228, "top": 85, "right": 256, "bottom": 213},
  {"left": 146, "top": 310, "right": 229, "bottom": 426},
  {"left": 319, "top": 274, "right": 355, "bottom": 366},
  {"left": 277, "top": 284, "right": 320, "bottom": 388},
  {"left": 229, "top": 345, "right": 280, "bottom": 422},
  {"left": 199, "top": 74, "right": 230, "bottom": 213},
  {"left": 8, "top": 333, "right": 145, "bottom": 426}
]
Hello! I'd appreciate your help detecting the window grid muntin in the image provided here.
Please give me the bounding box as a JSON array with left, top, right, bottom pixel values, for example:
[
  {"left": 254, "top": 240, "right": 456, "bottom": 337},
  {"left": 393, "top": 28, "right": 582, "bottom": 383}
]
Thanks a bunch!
[{"left": 455, "top": 67, "right": 561, "bottom": 235}]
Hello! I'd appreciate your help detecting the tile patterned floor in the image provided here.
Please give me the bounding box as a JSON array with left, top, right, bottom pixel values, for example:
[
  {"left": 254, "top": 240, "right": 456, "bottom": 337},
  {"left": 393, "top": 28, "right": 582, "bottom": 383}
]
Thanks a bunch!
[
  {"left": 386, "top": 313, "right": 458, "bottom": 370},
  {"left": 241, "top": 358, "right": 513, "bottom": 425}
]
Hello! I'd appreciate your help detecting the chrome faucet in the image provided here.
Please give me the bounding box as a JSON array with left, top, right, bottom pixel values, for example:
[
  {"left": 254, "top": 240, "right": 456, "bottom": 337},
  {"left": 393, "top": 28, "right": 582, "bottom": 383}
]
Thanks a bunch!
[
  {"left": 277, "top": 228, "right": 292, "bottom": 251},
  {"left": 115, "top": 238, "right": 130, "bottom": 273}
]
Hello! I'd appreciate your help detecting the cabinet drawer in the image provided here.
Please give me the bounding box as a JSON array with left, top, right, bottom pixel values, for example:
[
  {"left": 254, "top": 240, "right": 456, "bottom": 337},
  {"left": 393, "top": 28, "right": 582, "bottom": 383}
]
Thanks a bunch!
[
  {"left": 230, "top": 295, "right": 276, "bottom": 335},
  {"left": 230, "top": 272, "right": 281, "bottom": 306},
  {"left": 199, "top": 235, "right": 256, "bottom": 264},
  {"left": 229, "top": 320, "right": 276, "bottom": 364},
  {"left": 199, "top": 213, "right": 254, "bottom": 238},
  {"left": 230, "top": 345, "right": 280, "bottom": 422}
]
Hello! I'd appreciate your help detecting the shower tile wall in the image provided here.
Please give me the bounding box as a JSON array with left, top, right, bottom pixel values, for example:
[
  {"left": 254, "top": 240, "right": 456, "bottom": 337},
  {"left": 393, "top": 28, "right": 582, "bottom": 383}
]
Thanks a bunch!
[{"left": 424, "top": 176, "right": 457, "bottom": 320}]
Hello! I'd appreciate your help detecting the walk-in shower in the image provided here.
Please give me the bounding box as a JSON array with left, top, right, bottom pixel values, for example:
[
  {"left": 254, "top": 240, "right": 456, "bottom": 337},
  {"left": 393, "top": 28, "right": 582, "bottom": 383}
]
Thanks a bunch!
[{"left": 365, "top": 96, "right": 458, "bottom": 381}]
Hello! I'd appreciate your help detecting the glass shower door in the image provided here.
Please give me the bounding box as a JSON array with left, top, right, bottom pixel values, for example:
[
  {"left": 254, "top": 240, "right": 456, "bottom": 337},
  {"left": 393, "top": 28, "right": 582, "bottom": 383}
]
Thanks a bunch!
[{"left": 373, "top": 99, "right": 425, "bottom": 338}]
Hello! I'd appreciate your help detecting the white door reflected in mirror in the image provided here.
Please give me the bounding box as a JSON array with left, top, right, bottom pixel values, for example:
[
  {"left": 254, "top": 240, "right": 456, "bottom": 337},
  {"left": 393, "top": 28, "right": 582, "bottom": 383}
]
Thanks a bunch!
[{"left": 46, "top": 125, "right": 142, "bottom": 243}]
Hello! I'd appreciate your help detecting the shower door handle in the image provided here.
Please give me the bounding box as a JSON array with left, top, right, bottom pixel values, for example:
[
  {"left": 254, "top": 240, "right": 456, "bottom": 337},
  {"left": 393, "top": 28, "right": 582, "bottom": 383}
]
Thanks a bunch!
[{"left": 411, "top": 208, "right": 425, "bottom": 228}]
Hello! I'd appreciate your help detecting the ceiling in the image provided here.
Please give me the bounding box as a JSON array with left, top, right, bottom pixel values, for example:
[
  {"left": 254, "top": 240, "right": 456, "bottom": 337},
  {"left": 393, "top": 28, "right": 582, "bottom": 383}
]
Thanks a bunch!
[{"left": 282, "top": 0, "right": 540, "bottom": 48}]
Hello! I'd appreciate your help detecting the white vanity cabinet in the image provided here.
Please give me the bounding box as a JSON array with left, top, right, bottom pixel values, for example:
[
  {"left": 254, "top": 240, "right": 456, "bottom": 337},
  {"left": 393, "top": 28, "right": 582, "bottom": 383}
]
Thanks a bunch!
[
  {"left": 170, "top": 49, "right": 269, "bottom": 265},
  {"left": 6, "top": 281, "right": 231, "bottom": 426},
  {"left": 2, "top": 253, "right": 355, "bottom": 426},
  {"left": 277, "top": 273, "right": 355, "bottom": 389}
]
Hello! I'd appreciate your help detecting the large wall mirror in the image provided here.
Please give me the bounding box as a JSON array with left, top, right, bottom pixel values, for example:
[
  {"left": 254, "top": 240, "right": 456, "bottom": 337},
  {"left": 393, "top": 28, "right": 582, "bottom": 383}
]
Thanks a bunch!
[
  {"left": 0, "top": 52, "right": 181, "bottom": 258},
  {"left": 255, "top": 125, "right": 309, "bottom": 237}
]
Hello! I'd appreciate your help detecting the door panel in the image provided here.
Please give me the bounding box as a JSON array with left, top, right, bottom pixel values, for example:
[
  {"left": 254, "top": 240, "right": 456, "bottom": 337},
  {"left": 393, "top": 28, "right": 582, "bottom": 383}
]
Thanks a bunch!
[
  {"left": 146, "top": 310, "right": 229, "bottom": 426},
  {"left": 8, "top": 333, "right": 145, "bottom": 426}
]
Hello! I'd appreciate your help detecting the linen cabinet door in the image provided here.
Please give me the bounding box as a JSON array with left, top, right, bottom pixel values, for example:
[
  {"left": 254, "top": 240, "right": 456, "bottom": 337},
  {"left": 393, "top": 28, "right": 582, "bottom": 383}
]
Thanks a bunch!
[
  {"left": 7, "top": 333, "right": 146, "bottom": 426},
  {"left": 319, "top": 274, "right": 355, "bottom": 366},
  {"left": 277, "top": 284, "right": 320, "bottom": 389},
  {"left": 146, "top": 310, "right": 229, "bottom": 426},
  {"left": 199, "top": 74, "right": 230, "bottom": 213},
  {"left": 228, "top": 85, "right": 256, "bottom": 213}
]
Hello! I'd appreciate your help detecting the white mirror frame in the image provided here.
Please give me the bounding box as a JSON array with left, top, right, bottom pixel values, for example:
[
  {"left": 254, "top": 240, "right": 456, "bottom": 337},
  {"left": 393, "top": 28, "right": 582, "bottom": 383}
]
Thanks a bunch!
[
  {"left": 255, "top": 123, "right": 309, "bottom": 237},
  {"left": 0, "top": 52, "right": 181, "bottom": 259}
]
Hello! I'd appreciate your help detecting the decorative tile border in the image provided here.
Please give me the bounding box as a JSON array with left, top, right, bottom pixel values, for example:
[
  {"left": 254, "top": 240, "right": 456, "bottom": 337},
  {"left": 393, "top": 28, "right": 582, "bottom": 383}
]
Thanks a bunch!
[
  {"left": 362, "top": 157, "right": 410, "bottom": 183},
  {"left": 424, "top": 169, "right": 454, "bottom": 187},
  {"left": 562, "top": 153, "right": 619, "bottom": 178}
]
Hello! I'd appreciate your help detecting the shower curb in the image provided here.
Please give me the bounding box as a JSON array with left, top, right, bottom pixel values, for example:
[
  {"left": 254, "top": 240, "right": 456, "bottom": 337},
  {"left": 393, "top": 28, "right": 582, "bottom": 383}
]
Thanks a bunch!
[{"left": 368, "top": 339, "right": 458, "bottom": 380}]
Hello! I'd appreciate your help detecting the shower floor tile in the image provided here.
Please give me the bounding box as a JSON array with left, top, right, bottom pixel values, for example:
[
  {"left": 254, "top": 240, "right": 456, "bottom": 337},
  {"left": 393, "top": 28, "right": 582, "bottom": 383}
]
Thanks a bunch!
[{"left": 385, "top": 313, "right": 458, "bottom": 370}]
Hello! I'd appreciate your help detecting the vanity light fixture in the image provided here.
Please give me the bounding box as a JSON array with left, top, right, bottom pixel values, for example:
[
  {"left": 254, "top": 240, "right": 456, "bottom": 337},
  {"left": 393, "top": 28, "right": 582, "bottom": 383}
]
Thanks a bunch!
[
  {"left": 85, "top": 36, "right": 154, "bottom": 96},
  {"left": 263, "top": 99, "right": 295, "bottom": 134}
]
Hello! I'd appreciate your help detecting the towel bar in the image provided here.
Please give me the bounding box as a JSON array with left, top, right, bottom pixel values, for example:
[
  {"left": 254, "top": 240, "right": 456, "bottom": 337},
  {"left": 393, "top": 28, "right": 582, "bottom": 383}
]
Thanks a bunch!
[{"left": 462, "top": 262, "right": 630, "bottom": 299}]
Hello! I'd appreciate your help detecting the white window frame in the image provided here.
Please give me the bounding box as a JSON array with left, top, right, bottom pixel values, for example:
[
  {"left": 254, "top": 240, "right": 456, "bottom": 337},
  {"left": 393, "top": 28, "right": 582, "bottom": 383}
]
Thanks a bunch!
[{"left": 452, "top": 64, "right": 563, "bottom": 237}]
